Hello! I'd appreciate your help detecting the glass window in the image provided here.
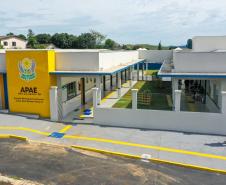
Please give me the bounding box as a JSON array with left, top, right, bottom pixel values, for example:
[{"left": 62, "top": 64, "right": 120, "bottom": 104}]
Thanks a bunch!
[
  {"left": 3, "top": 41, "right": 8, "bottom": 46},
  {"left": 12, "top": 42, "right": 16, "bottom": 46},
  {"left": 62, "top": 82, "right": 76, "bottom": 101}
]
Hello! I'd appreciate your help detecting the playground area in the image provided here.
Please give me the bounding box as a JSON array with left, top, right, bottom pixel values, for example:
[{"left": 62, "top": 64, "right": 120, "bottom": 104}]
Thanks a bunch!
[{"left": 113, "top": 80, "right": 173, "bottom": 110}]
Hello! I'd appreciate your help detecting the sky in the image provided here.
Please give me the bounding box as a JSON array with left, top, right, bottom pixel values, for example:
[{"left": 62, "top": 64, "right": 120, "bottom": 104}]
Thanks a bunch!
[{"left": 1, "top": 0, "right": 226, "bottom": 45}]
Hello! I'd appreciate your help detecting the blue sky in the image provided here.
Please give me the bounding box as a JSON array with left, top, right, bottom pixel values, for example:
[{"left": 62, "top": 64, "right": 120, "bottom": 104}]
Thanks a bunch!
[{"left": 1, "top": 0, "right": 226, "bottom": 45}]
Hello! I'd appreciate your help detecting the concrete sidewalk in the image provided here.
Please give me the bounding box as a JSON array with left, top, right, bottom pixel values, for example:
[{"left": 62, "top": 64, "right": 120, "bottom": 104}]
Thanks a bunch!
[{"left": 0, "top": 113, "right": 226, "bottom": 172}]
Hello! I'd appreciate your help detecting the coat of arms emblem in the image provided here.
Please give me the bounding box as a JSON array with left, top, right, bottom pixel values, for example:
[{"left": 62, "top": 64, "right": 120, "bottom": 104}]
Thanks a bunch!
[{"left": 18, "top": 58, "right": 36, "bottom": 81}]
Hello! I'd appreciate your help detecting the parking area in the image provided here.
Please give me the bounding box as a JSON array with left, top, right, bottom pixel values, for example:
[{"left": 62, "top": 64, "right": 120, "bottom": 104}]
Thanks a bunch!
[
  {"left": 0, "top": 139, "right": 226, "bottom": 185},
  {"left": 0, "top": 113, "right": 226, "bottom": 173}
]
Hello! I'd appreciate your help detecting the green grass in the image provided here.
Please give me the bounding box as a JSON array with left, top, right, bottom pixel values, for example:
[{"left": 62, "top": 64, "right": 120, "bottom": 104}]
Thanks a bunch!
[
  {"left": 144, "top": 70, "right": 159, "bottom": 76},
  {"left": 113, "top": 81, "right": 172, "bottom": 110}
]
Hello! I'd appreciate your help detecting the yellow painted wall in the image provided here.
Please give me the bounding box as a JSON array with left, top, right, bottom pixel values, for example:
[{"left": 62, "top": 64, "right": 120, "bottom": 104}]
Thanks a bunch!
[
  {"left": 6, "top": 50, "right": 56, "bottom": 118},
  {"left": 0, "top": 74, "right": 5, "bottom": 109}
]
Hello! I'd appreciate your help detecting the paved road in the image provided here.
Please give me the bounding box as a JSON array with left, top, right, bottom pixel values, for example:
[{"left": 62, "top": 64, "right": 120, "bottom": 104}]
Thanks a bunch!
[
  {"left": 0, "top": 113, "right": 226, "bottom": 172},
  {"left": 0, "top": 139, "right": 226, "bottom": 185}
]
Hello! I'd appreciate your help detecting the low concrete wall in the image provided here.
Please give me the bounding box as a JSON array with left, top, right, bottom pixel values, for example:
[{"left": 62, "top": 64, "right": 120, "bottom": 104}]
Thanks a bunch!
[
  {"left": 138, "top": 50, "right": 172, "bottom": 63},
  {"left": 94, "top": 108, "right": 226, "bottom": 135}
]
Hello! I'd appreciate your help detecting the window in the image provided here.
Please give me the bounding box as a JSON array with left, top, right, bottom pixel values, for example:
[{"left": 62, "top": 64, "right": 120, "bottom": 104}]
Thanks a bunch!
[
  {"left": 12, "top": 42, "right": 16, "bottom": 46},
  {"left": 3, "top": 41, "right": 8, "bottom": 46},
  {"left": 62, "top": 82, "right": 76, "bottom": 101}
]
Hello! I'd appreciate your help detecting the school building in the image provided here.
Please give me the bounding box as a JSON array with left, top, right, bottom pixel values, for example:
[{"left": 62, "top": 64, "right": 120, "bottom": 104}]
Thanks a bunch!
[{"left": 0, "top": 49, "right": 170, "bottom": 121}]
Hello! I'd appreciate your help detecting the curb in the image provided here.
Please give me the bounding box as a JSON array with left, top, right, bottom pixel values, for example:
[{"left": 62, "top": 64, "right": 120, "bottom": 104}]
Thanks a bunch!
[
  {"left": 71, "top": 145, "right": 226, "bottom": 175},
  {"left": 1, "top": 135, "right": 226, "bottom": 175},
  {"left": 0, "top": 134, "right": 28, "bottom": 141}
]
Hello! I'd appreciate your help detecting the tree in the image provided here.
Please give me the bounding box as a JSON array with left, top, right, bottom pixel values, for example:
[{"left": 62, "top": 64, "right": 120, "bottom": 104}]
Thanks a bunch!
[
  {"left": 6, "top": 32, "right": 14, "bottom": 36},
  {"left": 77, "top": 33, "right": 96, "bottom": 49},
  {"left": 90, "top": 30, "right": 106, "bottom": 46},
  {"left": 158, "top": 41, "right": 162, "bottom": 50},
  {"left": 51, "top": 33, "right": 76, "bottom": 48},
  {"left": 104, "top": 39, "right": 117, "bottom": 49},
  {"left": 186, "top": 39, "right": 192, "bottom": 49},
  {"left": 36, "top": 34, "right": 51, "bottom": 44},
  {"left": 27, "top": 29, "right": 37, "bottom": 48},
  {"left": 0, "top": 44, "right": 3, "bottom": 49},
  {"left": 17, "top": 34, "right": 26, "bottom": 40}
]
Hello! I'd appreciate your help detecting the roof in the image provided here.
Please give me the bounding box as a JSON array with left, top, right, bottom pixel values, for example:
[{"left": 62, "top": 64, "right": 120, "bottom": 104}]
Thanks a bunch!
[
  {"left": 158, "top": 60, "right": 226, "bottom": 79},
  {"left": 50, "top": 59, "right": 145, "bottom": 76},
  {"left": 0, "top": 35, "right": 26, "bottom": 42}
]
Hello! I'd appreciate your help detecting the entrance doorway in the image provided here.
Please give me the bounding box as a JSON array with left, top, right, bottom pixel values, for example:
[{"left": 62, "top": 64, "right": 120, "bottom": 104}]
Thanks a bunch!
[{"left": 80, "top": 78, "right": 85, "bottom": 105}]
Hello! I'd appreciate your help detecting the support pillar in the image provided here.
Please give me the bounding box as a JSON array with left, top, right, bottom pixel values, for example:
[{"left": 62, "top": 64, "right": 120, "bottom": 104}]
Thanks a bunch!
[
  {"left": 132, "top": 89, "right": 138, "bottom": 109},
  {"left": 221, "top": 91, "right": 226, "bottom": 114},
  {"left": 103, "top": 76, "right": 106, "bottom": 91},
  {"left": 146, "top": 63, "right": 148, "bottom": 80},
  {"left": 92, "top": 87, "right": 98, "bottom": 109},
  {"left": 57, "top": 76, "right": 63, "bottom": 121},
  {"left": 174, "top": 90, "right": 182, "bottom": 112},
  {"left": 96, "top": 76, "right": 102, "bottom": 104},
  {"left": 110, "top": 75, "right": 113, "bottom": 90},
  {"left": 142, "top": 62, "right": 144, "bottom": 81},
  {"left": 50, "top": 86, "right": 58, "bottom": 121},
  {"left": 137, "top": 63, "right": 139, "bottom": 81},
  {"left": 129, "top": 66, "right": 133, "bottom": 87},
  {"left": 172, "top": 78, "right": 179, "bottom": 109},
  {"left": 117, "top": 73, "right": 122, "bottom": 98}
]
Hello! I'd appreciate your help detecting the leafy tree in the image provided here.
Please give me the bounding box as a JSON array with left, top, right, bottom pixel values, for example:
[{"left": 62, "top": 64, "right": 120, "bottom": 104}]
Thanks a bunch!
[
  {"left": 36, "top": 34, "right": 51, "bottom": 44},
  {"left": 104, "top": 39, "right": 117, "bottom": 49},
  {"left": 90, "top": 30, "right": 106, "bottom": 46},
  {"left": 158, "top": 41, "right": 162, "bottom": 50},
  {"left": 17, "top": 34, "right": 26, "bottom": 40},
  {"left": 27, "top": 29, "right": 37, "bottom": 48},
  {"left": 77, "top": 33, "right": 96, "bottom": 49},
  {"left": 51, "top": 33, "right": 76, "bottom": 48},
  {"left": 6, "top": 32, "right": 14, "bottom": 36},
  {"left": 186, "top": 39, "right": 192, "bottom": 49}
]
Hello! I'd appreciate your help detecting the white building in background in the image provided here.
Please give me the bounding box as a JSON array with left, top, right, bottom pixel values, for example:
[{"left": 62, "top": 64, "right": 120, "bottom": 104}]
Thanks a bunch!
[{"left": 0, "top": 36, "right": 27, "bottom": 49}]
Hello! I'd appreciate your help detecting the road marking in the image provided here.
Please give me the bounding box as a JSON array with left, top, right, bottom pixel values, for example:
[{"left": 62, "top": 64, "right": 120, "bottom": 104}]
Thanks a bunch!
[
  {"left": 59, "top": 125, "right": 73, "bottom": 133},
  {"left": 0, "top": 126, "right": 50, "bottom": 136},
  {"left": 0, "top": 126, "right": 226, "bottom": 161},
  {"left": 65, "top": 135, "right": 226, "bottom": 161}
]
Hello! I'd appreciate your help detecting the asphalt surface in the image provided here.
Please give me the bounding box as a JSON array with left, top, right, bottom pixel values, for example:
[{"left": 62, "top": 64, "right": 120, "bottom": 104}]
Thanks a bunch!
[{"left": 0, "top": 139, "right": 225, "bottom": 185}]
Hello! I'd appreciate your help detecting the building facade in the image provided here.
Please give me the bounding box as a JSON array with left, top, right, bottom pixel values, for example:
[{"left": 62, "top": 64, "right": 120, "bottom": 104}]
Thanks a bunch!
[{"left": 0, "top": 36, "right": 27, "bottom": 49}]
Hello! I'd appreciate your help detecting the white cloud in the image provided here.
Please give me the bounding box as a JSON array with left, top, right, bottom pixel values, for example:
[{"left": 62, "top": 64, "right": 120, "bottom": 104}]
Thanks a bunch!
[{"left": 1, "top": 0, "right": 226, "bottom": 45}]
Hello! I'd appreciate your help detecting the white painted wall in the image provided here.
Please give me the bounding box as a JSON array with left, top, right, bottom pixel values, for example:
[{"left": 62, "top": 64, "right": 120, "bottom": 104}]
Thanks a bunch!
[
  {"left": 94, "top": 108, "right": 226, "bottom": 136},
  {"left": 99, "top": 51, "right": 139, "bottom": 70},
  {"left": 0, "top": 37, "right": 26, "bottom": 49},
  {"left": 138, "top": 50, "right": 172, "bottom": 63},
  {"left": 0, "top": 51, "right": 6, "bottom": 73},
  {"left": 55, "top": 51, "right": 100, "bottom": 71},
  {"left": 173, "top": 51, "right": 226, "bottom": 73},
  {"left": 193, "top": 36, "right": 226, "bottom": 52}
]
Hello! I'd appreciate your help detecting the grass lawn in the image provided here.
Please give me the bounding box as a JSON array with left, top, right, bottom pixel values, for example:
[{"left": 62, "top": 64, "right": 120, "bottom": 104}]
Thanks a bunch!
[
  {"left": 113, "top": 80, "right": 172, "bottom": 110},
  {"left": 144, "top": 70, "right": 159, "bottom": 76}
]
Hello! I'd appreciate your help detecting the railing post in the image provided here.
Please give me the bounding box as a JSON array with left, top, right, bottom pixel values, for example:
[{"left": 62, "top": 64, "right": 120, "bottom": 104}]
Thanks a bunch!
[
  {"left": 174, "top": 90, "right": 182, "bottom": 112},
  {"left": 50, "top": 86, "right": 58, "bottom": 121},
  {"left": 132, "top": 89, "right": 138, "bottom": 110}
]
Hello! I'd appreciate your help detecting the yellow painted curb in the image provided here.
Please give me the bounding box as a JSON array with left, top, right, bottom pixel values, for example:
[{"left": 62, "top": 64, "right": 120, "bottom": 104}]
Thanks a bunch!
[
  {"left": 71, "top": 145, "right": 141, "bottom": 159},
  {"left": 59, "top": 125, "right": 73, "bottom": 133},
  {"left": 71, "top": 145, "right": 226, "bottom": 175},
  {"left": 10, "top": 135, "right": 28, "bottom": 141},
  {"left": 0, "top": 134, "right": 10, "bottom": 139},
  {"left": 0, "top": 134, "right": 27, "bottom": 141}
]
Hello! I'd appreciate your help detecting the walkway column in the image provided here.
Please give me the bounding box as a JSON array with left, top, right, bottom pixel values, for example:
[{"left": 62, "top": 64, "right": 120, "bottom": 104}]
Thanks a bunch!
[
  {"left": 96, "top": 75, "right": 102, "bottom": 104},
  {"left": 50, "top": 86, "right": 58, "bottom": 121},
  {"left": 221, "top": 91, "right": 226, "bottom": 115},
  {"left": 146, "top": 63, "right": 148, "bottom": 80},
  {"left": 129, "top": 66, "right": 133, "bottom": 87},
  {"left": 172, "top": 78, "right": 179, "bottom": 109},
  {"left": 137, "top": 63, "right": 139, "bottom": 81},
  {"left": 57, "top": 76, "right": 63, "bottom": 121},
  {"left": 132, "top": 89, "right": 138, "bottom": 109},
  {"left": 174, "top": 90, "right": 182, "bottom": 112},
  {"left": 92, "top": 87, "right": 98, "bottom": 109},
  {"left": 117, "top": 72, "right": 122, "bottom": 98},
  {"left": 142, "top": 62, "right": 144, "bottom": 81},
  {"left": 103, "top": 75, "right": 106, "bottom": 91},
  {"left": 110, "top": 75, "right": 113, "bottom": 90}
]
